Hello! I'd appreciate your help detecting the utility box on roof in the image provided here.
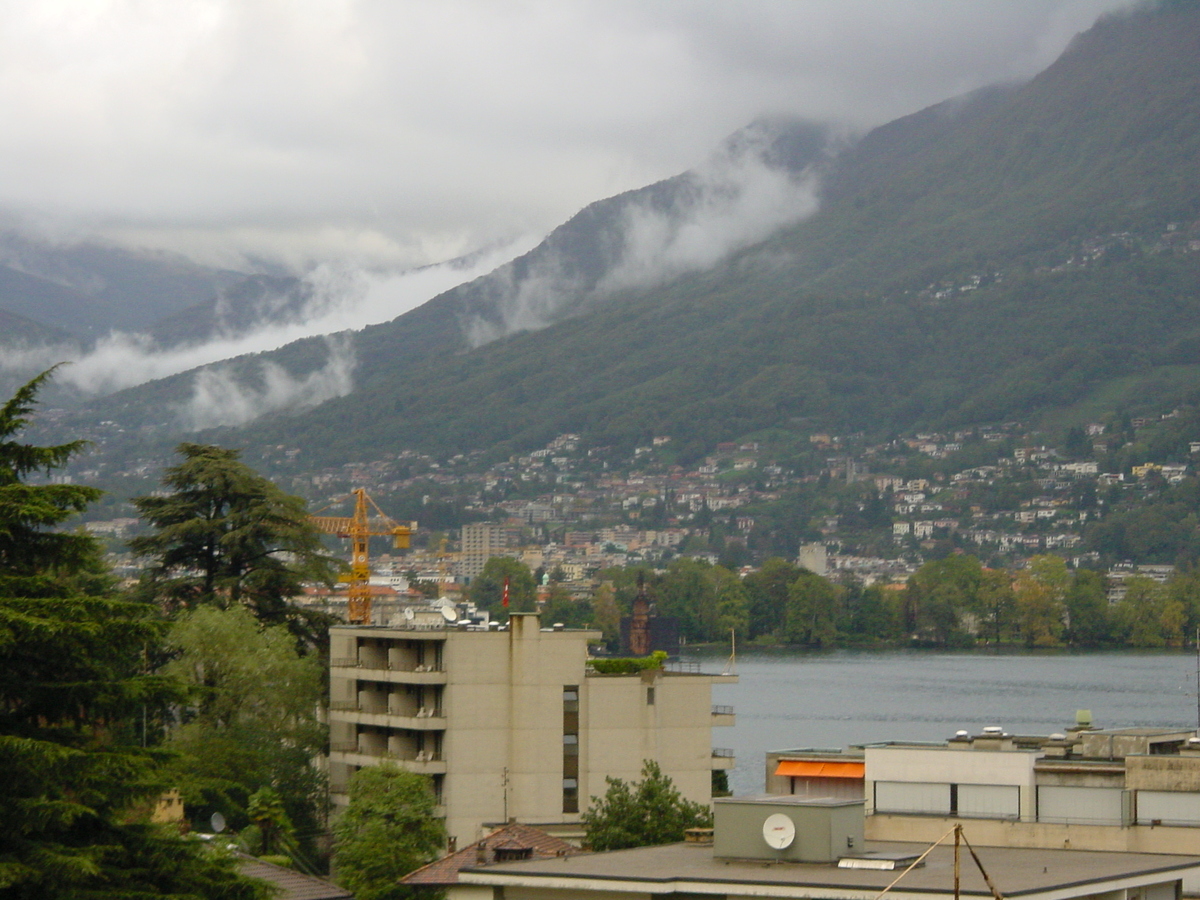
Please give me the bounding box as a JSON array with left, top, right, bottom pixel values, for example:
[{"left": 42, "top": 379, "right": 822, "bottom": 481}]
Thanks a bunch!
[{"left": 713, "top": 796, "right": 864, "bottom": 863}]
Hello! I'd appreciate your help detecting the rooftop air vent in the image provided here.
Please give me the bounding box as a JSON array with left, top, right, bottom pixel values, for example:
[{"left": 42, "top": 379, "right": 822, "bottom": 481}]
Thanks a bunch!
[{"left": 839, "top": 852, "right": 925, "bottom": 871}]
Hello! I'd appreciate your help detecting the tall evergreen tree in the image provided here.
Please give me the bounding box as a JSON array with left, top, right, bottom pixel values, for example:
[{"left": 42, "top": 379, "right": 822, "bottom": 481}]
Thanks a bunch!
[
  {"left": 130, "top": 443, "right": 338, "bottom": 646},
  {"left": 0, "top": 370, "right": 267, "bottom": 899}
]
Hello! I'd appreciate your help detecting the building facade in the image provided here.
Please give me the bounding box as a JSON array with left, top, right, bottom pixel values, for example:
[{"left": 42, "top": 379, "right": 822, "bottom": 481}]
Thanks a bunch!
[
  {"left": 767, "top": 724, "right": 1200, "bottom": 884},
  {"left": 327, "top": 612, "right": 735, "bottom": 845}
]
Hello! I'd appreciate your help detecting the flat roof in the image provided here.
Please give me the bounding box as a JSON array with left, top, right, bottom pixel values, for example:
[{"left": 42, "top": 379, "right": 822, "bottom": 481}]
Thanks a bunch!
[
  {"left": 717, "top": 794, "right": 863, "bottom": 807},
  {"left": 459, "top": 840, "right": 1200, "bottom": 898}
]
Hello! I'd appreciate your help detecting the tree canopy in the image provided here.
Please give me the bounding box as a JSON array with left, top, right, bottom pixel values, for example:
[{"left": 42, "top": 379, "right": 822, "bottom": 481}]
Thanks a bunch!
[
  {"left": 332, "top": 764, "right": 446, "bottom": 900},
  {"left": 581, "top": 760, "right": 712, "bottom": 852},
  {"left": 162, "top": 604, "right": 327, "bottom": 863},
  {"left": 130, "top": 442, "right": 338, "bottom": 645},
  {"left": 467, "top": 556, "right": 537, "bottom": 618},
  {"left": 0, "top": 371, "right": 268, "bottom": 899}
]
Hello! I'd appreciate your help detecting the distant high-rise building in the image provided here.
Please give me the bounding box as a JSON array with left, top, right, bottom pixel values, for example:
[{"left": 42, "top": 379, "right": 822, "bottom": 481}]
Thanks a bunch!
[{"left": 458, "top": 523, "right": 506, "bottom": 581}]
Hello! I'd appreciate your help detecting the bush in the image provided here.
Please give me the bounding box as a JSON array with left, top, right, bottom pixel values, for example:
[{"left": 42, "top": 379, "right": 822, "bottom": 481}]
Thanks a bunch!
[{"left": 589, "top": 650, "right": 667, "bottom": 674}]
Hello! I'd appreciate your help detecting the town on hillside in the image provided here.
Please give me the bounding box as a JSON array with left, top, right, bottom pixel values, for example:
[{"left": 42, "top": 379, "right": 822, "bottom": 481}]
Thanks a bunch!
[{"left": 66, "top": 401, "right": 1200, "bottom": 649}]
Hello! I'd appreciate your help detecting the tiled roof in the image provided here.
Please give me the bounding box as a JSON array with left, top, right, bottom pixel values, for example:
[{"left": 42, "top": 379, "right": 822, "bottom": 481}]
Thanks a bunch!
[
  {"left": 237, "top": 856, "right": 354, "bottom": 900},
  {"left": 401, "top": 823, "right": 581, "bottom": 886}
]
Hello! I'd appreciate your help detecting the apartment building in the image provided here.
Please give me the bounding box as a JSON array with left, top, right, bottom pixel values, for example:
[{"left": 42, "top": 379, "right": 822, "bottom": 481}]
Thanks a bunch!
[
  {"left": 457, "top": 523, "right": 508, "bottom": 581},
  {"left": 327, "top": 612, "right": 736, "bottom": 845}
]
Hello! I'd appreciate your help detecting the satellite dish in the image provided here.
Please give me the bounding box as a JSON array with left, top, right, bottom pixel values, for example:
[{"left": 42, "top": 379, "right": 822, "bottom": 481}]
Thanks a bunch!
[
  {"left": 441, "top": 606, "right": 459, "bottom": 623},
  {"left": 403, "top": 607, "right": 415, "bottom": 621},
  {"left": 210, "top": 812, "right": 226, "bottom": 834},
  {"left": 762, "top": 813, "right": 795, "bottom": 850}
]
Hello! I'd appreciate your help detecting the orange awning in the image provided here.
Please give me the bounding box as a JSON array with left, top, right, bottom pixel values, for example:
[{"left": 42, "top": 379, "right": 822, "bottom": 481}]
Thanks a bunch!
[{"left": 774, "top": 760, "right": 865, "bottom": 779}]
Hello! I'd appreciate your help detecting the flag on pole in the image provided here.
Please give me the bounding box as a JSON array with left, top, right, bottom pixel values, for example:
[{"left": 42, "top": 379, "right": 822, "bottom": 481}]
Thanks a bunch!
[{"left": 502, "top": 576, "right": 510, "bottom": 608}]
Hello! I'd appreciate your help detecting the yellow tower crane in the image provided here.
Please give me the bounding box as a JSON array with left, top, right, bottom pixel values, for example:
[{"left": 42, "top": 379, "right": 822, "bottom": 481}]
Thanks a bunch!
[{"left": 310, "top": 488, "right": 414, "bottom": 625}]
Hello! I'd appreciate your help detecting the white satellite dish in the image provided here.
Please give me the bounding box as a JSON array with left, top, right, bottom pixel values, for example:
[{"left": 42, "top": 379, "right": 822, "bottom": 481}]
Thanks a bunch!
[
  {"left": 210, "top": 811, "right": 226, "bottom": 834},
  {"left": 441, "top": 606, "right": 459, "bottom": 623},
  {"left": 403, "top": 607, "right": 415, "bottom": 621},
  {"left": 762, "top": 813, "right": 795, "bottom": 850}
]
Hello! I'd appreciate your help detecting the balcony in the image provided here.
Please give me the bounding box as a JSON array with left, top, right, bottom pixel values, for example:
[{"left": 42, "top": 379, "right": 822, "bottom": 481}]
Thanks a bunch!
[
  {"left": 327, "top": 748, "right": 448, "bottom": 775},
  {"left": 712, "top": 747, "right": 735, "bottom": 770},
  {"left": 329, "top": 659, "right": 447, "bottom": 685},
  {"left": 326, "top": 705, "right": 447, "bottom": 730},
  {"left": 711, "top": 705, "right": 735, "bottom": 726}
]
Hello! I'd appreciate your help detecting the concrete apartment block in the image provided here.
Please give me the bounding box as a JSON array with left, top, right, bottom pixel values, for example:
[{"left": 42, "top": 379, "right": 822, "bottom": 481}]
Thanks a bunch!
[{"left": 327, "top": 612, "right": 735, "bottom": 847}]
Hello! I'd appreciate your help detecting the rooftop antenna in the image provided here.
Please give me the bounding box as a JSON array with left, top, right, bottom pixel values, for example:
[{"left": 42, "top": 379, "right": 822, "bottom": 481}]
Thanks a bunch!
[
  {"left": 502, "top": 766, "right": 510, "bottom": 824},
  {"left": 872, "top": 824, "right": 1004, "bottom": 900},
  {"left": 722, "top": 627, "right": 737, "bottom": 676}
]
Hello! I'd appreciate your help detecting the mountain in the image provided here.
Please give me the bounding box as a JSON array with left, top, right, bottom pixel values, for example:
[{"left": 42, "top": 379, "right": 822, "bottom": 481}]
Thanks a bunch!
[
  {"left": 0, "top": 231, "right": 242, "bottom": 341},
  {"left": 0, "top": 230, "right": 325, "bottom": 356},
  {"left": 52, "top": 117, "right": 835, "bottom": 431},
  {"left": 50, "top": 2, "right": 1200, "bottom": 468},
  {"left": 144, "top": 274, "right": 312, "bottom": 347},
  {"left": 0, "top": 305, "right": 73, "bottom": 346}
]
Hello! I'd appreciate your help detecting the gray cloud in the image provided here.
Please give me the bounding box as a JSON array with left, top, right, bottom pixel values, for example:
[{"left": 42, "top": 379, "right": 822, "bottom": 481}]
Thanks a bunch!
[
  {"left": 175, "top": 335, "right": 357, "bottom": 431},
  {"left": 0, "top": 240, "right": 528, "bottom": 393},
  {"left": 465, "top": 133, "right": 826, "bottom": 346},
  {"left": 595, "top": 147, "right": 822, "bottom": 295},
  {"left": 0, "top": 1, "right": 1135, "bottom": 271}
]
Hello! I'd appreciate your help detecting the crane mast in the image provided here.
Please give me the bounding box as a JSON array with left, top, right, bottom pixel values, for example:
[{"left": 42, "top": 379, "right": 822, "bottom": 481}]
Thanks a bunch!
[{"left": 309, "top": 488, "right": 413, "bottom": 625}]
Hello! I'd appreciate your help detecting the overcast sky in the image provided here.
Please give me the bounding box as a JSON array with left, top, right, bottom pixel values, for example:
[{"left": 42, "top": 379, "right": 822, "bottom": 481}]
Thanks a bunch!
[{"left": 0, "top": 0, "right": 1136, "bottom": 271}]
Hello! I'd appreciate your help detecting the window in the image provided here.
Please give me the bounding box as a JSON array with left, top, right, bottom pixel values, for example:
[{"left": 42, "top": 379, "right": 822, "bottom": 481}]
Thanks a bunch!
[
  {"left": 1038, "top": 786, "right": 1122, "bottom": 825},
  {"left": 874, "top": 781, "right": 951, "bottom": 814},
  {"left": 957, "top": 784, "right": 1019, "bottom": 819},
  {"left": 563, "top": 687, "right": 580, "bottom": 809},
  {"left": 647, "top": 687, "right": 656, "bottom": 706},
  {"left": 495, "top": 847, "right": 534, "bottom": 862},
  {"left": 563, "top": 778, "right": 579, "bottom": 813},
  {"left": 1136, "top": 790, "right": 1200, "bottom": 826}
]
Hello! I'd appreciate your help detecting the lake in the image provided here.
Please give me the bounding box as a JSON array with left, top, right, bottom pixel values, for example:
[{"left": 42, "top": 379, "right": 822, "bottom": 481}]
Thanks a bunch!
[{"left": 683, "top": 649, "right": 1200, "bottom": 796}]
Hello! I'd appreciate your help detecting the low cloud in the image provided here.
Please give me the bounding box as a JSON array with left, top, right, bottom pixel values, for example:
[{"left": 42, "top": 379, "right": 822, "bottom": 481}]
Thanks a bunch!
[
  {"left": 463, "top": 253, "right": 586, "bottom": 347},
  {"left": 597, "top": 143, "right": 822, "bottom": 294},
  {"left": 174, "top": 335, "right": 357, "bottom": 431},
  {"left": 464, "top": 127, "right": 825, "bottom": 346},
  {"left": 0, "top": 238, "right": 531, "bottom": 400}
]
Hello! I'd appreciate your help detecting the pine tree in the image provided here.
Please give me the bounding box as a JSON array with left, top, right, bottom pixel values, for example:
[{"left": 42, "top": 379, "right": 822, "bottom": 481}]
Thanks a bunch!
[
  {"left": 0, "top": 370, "right": 269, "bottom": 899},
  {"left": 130, "top": 442, "right": 338, "bottom": 646}
]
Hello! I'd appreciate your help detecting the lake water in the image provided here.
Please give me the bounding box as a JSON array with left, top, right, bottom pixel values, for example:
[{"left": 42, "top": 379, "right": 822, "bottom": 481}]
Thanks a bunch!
[{"left": 682, "top": 649, "right": 1200, "bottom": 796}]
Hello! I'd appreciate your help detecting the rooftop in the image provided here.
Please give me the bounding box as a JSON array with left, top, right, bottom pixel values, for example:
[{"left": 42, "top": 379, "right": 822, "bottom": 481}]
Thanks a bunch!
[
  {"left": 236, "top": 856, "right": 352, "bottom": 900},
  {"left": 402, "top": 822, "right": 580, "bottom": 886},
  {"left": 458, "top": 840, "right": 1200, "bottom": 898}
]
